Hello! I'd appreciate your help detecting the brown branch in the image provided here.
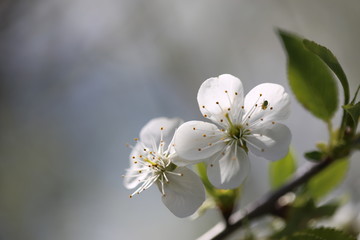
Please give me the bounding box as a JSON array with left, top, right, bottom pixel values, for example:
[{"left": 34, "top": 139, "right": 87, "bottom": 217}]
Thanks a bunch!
[{"left": 197, "top": 157, "right": 335, "bottom": 240}]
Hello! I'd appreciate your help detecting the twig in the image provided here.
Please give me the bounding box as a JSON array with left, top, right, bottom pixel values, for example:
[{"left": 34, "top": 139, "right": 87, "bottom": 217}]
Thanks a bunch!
[{"left": 197, "top": 157, "right": 335, "bottom": 240}]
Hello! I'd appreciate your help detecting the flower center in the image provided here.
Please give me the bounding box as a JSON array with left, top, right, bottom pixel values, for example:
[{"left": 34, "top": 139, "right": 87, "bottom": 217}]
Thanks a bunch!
[{"left": 225, "top": 113, "right": 251, "bottom": 151}]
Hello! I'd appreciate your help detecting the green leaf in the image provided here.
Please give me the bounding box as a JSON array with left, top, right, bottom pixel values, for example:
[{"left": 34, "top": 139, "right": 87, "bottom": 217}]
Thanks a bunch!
[
  {"left": 278, "top": 30, "right": 338, "bottom": 121},
  {"left": 303, "top": 40, "right": 350, "bottom": 104},
  {"left": 273, "top": 198, "right": 339, "bottom": 239},
  {"left": 307, "top": 158, "right": 349, "bottom": 201},
  {"left": 343, "top": 102, "right": 360, "bottom": 128},
  {"left": 304, "top": 151, "right": 323, "bottom": 162},
  {"left": 269, "top": 150, "right": 296, "bottom": 189},
  {"left": 286, "top": 228, "right": 356, "bottom": 240}
]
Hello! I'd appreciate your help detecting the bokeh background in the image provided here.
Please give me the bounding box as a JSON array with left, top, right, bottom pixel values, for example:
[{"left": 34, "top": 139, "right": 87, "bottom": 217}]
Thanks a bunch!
[{"left": 0, "top": 0, "right": 359, "bottom": 239}]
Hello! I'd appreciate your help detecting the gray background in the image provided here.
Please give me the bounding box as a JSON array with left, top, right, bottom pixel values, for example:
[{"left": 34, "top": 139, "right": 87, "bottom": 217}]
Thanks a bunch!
[{"left": 0, "top": 0, "right": 359, "bottom": 239}]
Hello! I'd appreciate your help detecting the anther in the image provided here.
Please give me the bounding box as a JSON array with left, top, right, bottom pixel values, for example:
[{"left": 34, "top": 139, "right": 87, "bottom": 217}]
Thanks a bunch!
[
  {"left": 261, "top": 149, "right": 265, "bottom": 152},
  {"left": 160, "top": 127, "right": 164, "bottom": 130},
  {"left": 143, "top": 148, "right": 146, "bottom": 151},
  {"left": 134, "top": 138, "right": 138, "bottom": 141},
  {"left": 134, "top": 161, "right": 138, "bottom": 164},
  {"left": 129, "top": 195, "right": 132, "bottom": 198},
  {"left": 255, "top": 104, "right": 258, "bottom": 107},
  {"left": 204, "top": 114, "right": 208, "bottom": 117},
  {"left": 208, "top": 143, "right": 212, "bottom": 146},
  {"left": 260, "top": 93, "right": 263, "bottom": 96},
  {"left": 227, "top": 108, "right": 230, "bottom": 111},
  {"left": 225, "top": 90, "right": 228, "bottom": 93},
  {"left": 220, "top": 119, "right": 224, "bottom": 122},
  {"left": 139, "top": 155, "right": 143, "bottom": 158},
  {"left": 202, "top": 134, "right": 207, "bottom": 137},
  {"left": 132, "top": 156, "right": 135, "bottom": 159},
  {"left": 210, "top": 164, "right": 214, "bottom": 167},
  {"left": 202, "top": 105, "right": 205, "bottom": 108},
  {"left": 216, "top": 101, "right": 219, "bottom": 104},
  {"left": 138, "top": 170, "right": 142, "bottom": 173},
  {"left": 198, "top": 148, "right": 202, "bottom": 151},
  {"left": 261, "top": 118, "right": 263, "bottom": 121},
  {"left": 272, "top": 121, "right": 275, "bottom": 124},
  {"left": 241, "top": 106, "right": 244, "bottom": 109},
  {"left": 193, "top": 127, "right": 196, "bottom": 130},
  {"left": 270, "top": 107, "right": 273, "bottom": 110},
  {"left": 235, "top": 92, "right": 238, "bottom": 95}
]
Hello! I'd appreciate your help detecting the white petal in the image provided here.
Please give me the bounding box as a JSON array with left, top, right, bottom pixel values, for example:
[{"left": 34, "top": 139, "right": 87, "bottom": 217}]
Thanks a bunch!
[
  {"left": 174, "top": 121, "right": 226, "bottom": 161},
  {"left": 139, "top": 117, "right": 183, "bottom": 149},
  {"left": 244, "top": 83, "right": 290, "bottom": 126},
  {"left": 246, "top": 123, "right": 291, "bottom": 161},
  {"left": 171, "top": 154, "right": 208, "bottom": 167},
  {"left": 207, "top": 144, "right": 249, "bottom": 189},
  {"left": 197, "top": 74, "right": 245, "bottom": 126},
  {"left": 160, "top": 167, "right": 205, "bottom": 218}
]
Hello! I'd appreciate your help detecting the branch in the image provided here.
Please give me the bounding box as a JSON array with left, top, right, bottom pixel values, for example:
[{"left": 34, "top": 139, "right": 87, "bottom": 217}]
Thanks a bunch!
[{"left": 197, "top": 157, "right": 335, "bottom": 240}]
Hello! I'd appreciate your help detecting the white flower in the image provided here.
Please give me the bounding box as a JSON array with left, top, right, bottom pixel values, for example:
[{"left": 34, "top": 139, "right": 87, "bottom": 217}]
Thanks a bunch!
[
  {"left": 173, "top": 74, "right": 291, "bottom": 189},
  {"left": 123, "top": 117, "right": 205, "bottom": 218}
]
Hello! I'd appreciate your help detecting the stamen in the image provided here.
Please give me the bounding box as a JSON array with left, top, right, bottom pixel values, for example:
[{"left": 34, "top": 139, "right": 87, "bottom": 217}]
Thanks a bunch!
[
  {"left": 167, "top": 171, "right": 184, "bottom": 177},
  {"left": 163, "top": 173, "right": 169, "bottom": 183}
]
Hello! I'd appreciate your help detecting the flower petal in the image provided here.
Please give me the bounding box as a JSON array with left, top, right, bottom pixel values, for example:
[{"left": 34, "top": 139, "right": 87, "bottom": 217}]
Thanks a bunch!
[
  {"left": 246, "top": 123, "right": 291, "bottom": 161},
  {"left": 244, "top": 83, "right": 290, "bottom": 127},
  {"left": 197, "top": 74, "right": 245, "bottom": 126},
  {"left": 207, "top": 144, "right": 249, "bottom": 189},
  {"left": 160, "top": 167, "right": 205, "bottom": 218},
  {"left": 171, "top": 154, "right": 207, "bottom": 167},
  {"left": 139, "top": 117, "right": 183, "bottom": 149},
  {"left": 174, "top": 121, "right": 226, "bottom": 161}
]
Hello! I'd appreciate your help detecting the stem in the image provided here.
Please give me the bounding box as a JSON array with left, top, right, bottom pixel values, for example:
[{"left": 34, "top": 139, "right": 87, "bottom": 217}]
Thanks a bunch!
[{"left": 196, "top": 157, "right": 335, "bottom": 240}]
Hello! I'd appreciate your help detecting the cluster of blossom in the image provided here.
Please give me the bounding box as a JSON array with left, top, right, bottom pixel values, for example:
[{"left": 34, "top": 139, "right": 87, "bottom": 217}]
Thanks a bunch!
[{"left": 123, "top": 74, "right": 291, "bottom": 217}]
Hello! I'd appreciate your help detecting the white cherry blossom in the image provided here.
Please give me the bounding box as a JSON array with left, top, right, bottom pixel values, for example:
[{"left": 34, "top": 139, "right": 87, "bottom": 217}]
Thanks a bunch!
[
  {"left": 123, "top": 117, "right": 205, "bottom": 218},
  {"left": 174, "top": 74, "right": 291, "bottom": 189}
]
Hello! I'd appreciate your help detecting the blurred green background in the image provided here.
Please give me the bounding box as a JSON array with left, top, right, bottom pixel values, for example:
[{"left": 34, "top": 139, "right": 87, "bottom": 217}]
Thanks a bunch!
[{"left": 0, "top": 0, "right": 359, "bottom": 239}]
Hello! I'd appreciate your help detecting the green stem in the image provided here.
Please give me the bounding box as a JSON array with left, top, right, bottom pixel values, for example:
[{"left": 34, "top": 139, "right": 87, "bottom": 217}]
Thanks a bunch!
[{"left": 327, "top": 120, "right": 334, "bottom": 150}]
